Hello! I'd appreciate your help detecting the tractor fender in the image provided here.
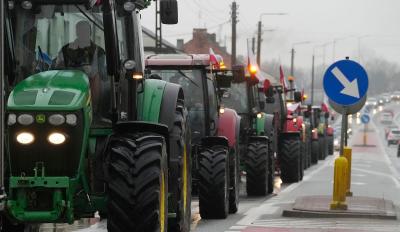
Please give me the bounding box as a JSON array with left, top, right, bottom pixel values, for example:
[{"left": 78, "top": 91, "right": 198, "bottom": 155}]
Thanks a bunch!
[
  {"left": 137, "top": 79, "right": 167, "bottom": 123},
  {"left": 280, "top": 131, "right": 301, "bottom": 141},
  {"left": 248, "top": 136, "right": 269, "bottom": 144},
  {"left": 159, "top": 82, "right": 185, "bottom": 132},
  {"left": 218, "top": 108, "right": 240, "bottom": 148},
  {"left": 114, "top": 121, "right": 169, "bottom": 145},
  {"left": 201, "top": 136, "right": 229, "bottom": 149}
]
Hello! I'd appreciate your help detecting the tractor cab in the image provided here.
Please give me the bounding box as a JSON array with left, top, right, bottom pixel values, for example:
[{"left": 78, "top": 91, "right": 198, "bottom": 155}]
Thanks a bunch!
[{"left": 146, "top": 54, "right": 223, "bottom": 144}]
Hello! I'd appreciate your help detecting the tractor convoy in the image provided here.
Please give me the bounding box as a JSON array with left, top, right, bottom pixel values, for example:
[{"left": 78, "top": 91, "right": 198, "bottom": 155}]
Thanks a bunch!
[{"left": 0, "top": 0, "right": 335, "bottom": 231}]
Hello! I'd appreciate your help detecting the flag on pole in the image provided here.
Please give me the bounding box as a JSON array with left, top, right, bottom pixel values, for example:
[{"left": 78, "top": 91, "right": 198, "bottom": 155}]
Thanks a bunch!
[
  {"left": 279, "top": 65, "right": 287, "bottom": 91},
  {"left": 209, "top": 48, "right": 219, "bottom": 65}
]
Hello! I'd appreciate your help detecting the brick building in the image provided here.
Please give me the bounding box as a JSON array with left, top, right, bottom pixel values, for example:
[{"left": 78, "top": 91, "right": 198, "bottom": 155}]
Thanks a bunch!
[{"left": 180, "top": 28, "right": 232, "bottom": 68}]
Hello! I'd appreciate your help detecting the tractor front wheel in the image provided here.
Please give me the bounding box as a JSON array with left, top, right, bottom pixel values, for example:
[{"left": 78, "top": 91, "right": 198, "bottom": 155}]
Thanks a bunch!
[
  {"left": 318, "top": 137, "right": 326, "bottom": 160},
  {"left": 106, "top": 133, "right": 168, "bottom": 232},
  {"left": 311, "top": 140, "right": 319, "bottom": 164},
  {"left": 280, "top": 138, "right": 301, "bottom": 183},
  {"left": 198, "top": 146, "right": 229, "bottom": 219},
  {"left": 245, "top": 140, "right": 269, "bottom": 196},
  {"left": 229, "top": 146, "right": 240, "bottom": 213},
  {"left": 328, "top": 135, "right": 334, "bottom": 155}
]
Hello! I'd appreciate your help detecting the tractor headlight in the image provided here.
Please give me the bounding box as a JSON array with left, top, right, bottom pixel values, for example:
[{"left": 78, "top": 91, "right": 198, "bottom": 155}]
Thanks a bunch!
[
  {"left": 48, "top": 132, "right": 66, "bottom": 145},
  {"left": 7, "top": 114, "right": 16, "bottom": 126},
  {"left": 219, "top": 107, "right": 225, "bottom": 114},
  {"left": 17, "top": 114, "right": 34, "bottom": 126},
  {"left": 16, "top": 132, "right": 35, "bottom": 145},
  {"left": 257, "top": 113, "right": 263, "bottom": 119},
  {"left": 293, "top": 118, "right": 297, "bottom": 123},
  {"left": 48, "top": 114, "right": 65, "bottom": 126},
  {"left": 66, "top": 114, "right": 78, "bottom": 126}
]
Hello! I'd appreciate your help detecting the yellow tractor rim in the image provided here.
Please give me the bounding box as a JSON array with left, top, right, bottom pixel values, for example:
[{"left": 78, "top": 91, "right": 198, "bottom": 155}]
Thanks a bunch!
[
  {"left": 182, "top": 144, "right": 188, "bottom": 213},
  {"left": 160, "top": 171, "right": 166, "bottom": 232}
]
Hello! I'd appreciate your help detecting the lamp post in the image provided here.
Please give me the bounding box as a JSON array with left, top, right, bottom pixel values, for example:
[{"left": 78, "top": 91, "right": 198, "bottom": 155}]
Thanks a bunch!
[
  {"left": 290, "top": 41, "right": 311, "bottom": 77},
  {"left": 257, "top": 12, "right": 287, "bottom": 66}
]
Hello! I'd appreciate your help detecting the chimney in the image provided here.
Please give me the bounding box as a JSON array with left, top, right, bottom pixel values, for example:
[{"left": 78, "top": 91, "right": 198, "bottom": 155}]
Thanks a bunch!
[
  {"left": 177, "top": 39, "right": 184, "bottom": 51},
  {"left": 209, "top": 33, "right": 217, "bottom": 42}
]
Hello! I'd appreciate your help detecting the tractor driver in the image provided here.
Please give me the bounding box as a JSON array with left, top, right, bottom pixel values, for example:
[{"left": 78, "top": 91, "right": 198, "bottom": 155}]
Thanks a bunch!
[{"left": 55, "top": 20, "right": 109, "bottom": 125}]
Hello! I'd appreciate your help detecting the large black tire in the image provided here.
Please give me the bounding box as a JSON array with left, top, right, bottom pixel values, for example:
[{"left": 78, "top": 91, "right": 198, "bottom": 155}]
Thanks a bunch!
[
  {"left": 318, "top": 137, "right": 326, "bottom": 160},
  {"left": 0, "top": 216, "right": 25, "bottom": 232},
  {"left": 279, "top": 138, "right": 301, "bottom": 183},
  {"left": 106, "top": 134, "right": 168, "bottom": 232},
  {"left": 328, "top": 135, "right": 334, "bottom": 155},
  {"left": 299, "top": 142, "right": 304, "bottom": 181},
  {"left": 198, "top": 146, "right": 229, "bottom": 219},
  {"left": 267, "top": 142, "right": 275, "bottom": 194},
  {"left": 311, "top": 140, "right": 319, "bottom": 164},
  {"left": 168, "top": 100, "right": 192, "bottom": 232},
  {"left": 229, "top": 145, "right": 240, "bottom": 213},
  {"left": 245, "top": 141, "right": 269, "bottom": 196}
]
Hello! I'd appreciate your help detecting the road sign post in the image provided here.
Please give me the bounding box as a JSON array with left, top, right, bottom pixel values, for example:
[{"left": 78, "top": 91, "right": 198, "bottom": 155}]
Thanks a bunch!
[
  {"left": 324, "top": 57, "right": 368, "bottom": 210},
  {"left": 361, "top": 114, "right": 370, "bottom": 146}
]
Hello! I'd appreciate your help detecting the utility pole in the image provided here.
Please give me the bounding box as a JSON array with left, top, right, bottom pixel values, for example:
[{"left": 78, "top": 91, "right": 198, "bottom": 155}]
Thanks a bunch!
[
  {"left": 231, "top": 1, "right": 238, "bottom": 65},
  {"left": 252, "top": 37, "right": 256, "bottom": 54},
  {"left": 155, "top": 0, "right": 162, "bottom": 53},
  {"left": 311, "top": 54, "right": 315, "bottom": 105},
  {"left": 0, "top": 0, "right": 4, "bottom": 191},
  {"left": 256, "top": 21, "right": 262, "bottom": 66},
  {"left": 290, "top": 48, "right": 295, "bottom": 77}
]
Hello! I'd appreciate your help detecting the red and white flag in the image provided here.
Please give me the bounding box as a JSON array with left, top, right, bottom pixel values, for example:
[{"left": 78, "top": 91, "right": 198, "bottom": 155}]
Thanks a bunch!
[{"left": 209, "top": 48, "right": 219, "bottom": 65}]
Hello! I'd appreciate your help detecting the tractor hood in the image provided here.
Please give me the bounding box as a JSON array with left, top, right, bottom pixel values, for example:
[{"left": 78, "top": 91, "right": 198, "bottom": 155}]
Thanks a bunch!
[{"left": 8, "top": 70, "right": 90, "bottom": 111}]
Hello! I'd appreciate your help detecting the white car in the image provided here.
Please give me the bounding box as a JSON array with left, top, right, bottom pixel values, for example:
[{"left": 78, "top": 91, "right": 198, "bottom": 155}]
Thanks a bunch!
[{"left": 387, "top": 129, "right": 400, "bottom": 146}]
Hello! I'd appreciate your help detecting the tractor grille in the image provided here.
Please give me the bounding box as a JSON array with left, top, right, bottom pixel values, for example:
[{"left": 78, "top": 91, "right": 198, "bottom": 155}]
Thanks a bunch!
[{"left": 8, "top": 111, "right": 84, "bottom": 177}]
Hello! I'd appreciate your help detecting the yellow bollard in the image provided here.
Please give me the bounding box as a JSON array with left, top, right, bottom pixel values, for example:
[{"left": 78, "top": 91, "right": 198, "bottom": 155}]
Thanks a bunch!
[
  {"left": 330, "top": 156, "right": 348, "bottom": 210},
  {"left": 343, "top": 147, "right": 353, "bottom": 196}
]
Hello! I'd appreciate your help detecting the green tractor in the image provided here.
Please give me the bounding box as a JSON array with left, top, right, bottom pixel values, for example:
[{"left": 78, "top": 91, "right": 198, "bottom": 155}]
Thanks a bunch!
[
  {"left": 0, "top": 1, "right": 192, "bottom": 232},
  {"left": 215, "top": 65, "right": 275, "bottom": 196},
  {"left": 145, "top": 54, "right": 241, "bottom": 219}
]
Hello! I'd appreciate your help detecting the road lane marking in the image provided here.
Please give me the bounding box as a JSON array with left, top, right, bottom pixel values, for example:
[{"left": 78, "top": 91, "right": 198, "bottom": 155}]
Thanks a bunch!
[{"left": 352, "top": 167, "right": 400, "bottom": 188}]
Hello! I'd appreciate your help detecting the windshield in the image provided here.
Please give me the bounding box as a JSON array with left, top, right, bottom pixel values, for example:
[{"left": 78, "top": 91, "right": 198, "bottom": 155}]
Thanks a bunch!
[
  {"left": 221, "top": 82, "right": 249, "bottom": 114},
  {"left": 9, "top": 3, "right": 129, "bottom": 126},
  {"left": 150, "top": 69, "right": 206, "bottom": 143}
]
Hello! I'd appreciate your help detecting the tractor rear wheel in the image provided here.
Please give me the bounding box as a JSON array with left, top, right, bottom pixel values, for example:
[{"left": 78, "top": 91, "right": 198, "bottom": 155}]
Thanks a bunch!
[
  {"left": 198, "top": 146, "right": 229, "bottom": 219},
  {"left": 169, "top": 100, "right": 191, "bottom": 232},
  {"left": 245, "top": 141, "right": 269, "bottom": 196},
  {"left": 0, "top": 216, "right": 25, "bottom": 232},
  {"left": 267, "top": 142, "right": 275, "bottom": 194},
  {"left": 311, "top": 140, "right": 319, "bottom": 164},
  {"left": 318, "top": 137, "right": 326, "bottom": 160},
  {"left": 280, "top": 138, "right": 301, "bottom": 183},
  {"left": 106, "top": 133, "right": 168, "bottom": 232},
  {"left": 229, "top": 146, "right": 240, "bottom": 213}
]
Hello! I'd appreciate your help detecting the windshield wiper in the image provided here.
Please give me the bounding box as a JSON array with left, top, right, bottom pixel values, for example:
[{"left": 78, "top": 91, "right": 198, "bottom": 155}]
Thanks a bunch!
[
  {"left": 178, "top": 70, "right": 200, "bottom": 88},
  {"left": 75, "top": 5, "right": 104, "bottom": 31}
]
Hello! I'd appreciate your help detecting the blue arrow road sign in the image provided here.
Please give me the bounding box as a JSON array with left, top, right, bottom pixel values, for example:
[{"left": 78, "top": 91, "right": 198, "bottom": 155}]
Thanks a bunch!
[
  {"left": 323, "top": 59, "right": 368, "bottom": 106},
  {"left": 361, "top": 114, "right": 370, "bottom": 124}
]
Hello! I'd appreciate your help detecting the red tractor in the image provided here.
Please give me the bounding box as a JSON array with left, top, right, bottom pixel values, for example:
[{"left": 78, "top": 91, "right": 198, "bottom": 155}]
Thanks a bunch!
[
  {"left": 145, "top": 54, "right": 241, "bottom": 219},
  {"left": 263, "top": 80, "right": 305, "bottom": 183}
]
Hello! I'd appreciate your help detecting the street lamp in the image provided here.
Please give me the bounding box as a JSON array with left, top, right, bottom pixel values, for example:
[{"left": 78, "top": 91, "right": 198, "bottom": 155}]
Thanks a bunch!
[
  {"left": 290, "top": 41, "right": 311, "bottom": 77},
  {"left": 257, "top": 12, "right": 287, "bottom": 65},
  {"left": 332, "top": 36, "right": 353, "bottom": 61},
  {"left": 357, "top": 35, "right": 371, "bottom": 64}
]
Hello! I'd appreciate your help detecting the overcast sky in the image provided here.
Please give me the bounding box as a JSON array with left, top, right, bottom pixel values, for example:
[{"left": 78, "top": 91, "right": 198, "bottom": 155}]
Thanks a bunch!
[{"left": 141, "top": 0, "right": 400, "bottom": 72}]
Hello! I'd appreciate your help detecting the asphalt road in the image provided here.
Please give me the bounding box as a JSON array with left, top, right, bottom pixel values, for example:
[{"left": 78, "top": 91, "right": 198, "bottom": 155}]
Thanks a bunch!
[{"left": 37, "top": 103, "right": 400, "bottom": 232}]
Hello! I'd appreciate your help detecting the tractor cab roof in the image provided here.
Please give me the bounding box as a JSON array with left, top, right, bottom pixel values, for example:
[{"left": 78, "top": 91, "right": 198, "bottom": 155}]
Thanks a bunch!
[{"left": 146, "top": 54, "right": 219, "bottom": 67}]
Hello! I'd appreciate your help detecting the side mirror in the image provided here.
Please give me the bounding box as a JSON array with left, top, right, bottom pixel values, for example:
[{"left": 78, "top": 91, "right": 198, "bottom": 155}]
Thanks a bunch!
[
  {"left": 215, "top": 73, "right": 233, "bottom": 88},
  {"left": 294, "top": 91, "right": 302, "bottom": 103},
  {"left": 265, "top": 86, "right": 275, "bottom": 103},
  {"left": 160, "top": 0, "right": 178, "bottom": 24}
]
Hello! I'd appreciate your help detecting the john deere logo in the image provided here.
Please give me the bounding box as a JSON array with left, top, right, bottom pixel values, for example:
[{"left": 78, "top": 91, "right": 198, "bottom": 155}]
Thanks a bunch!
[{"left": 36, "top": 114, "right": 46, "bottom": 124}]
